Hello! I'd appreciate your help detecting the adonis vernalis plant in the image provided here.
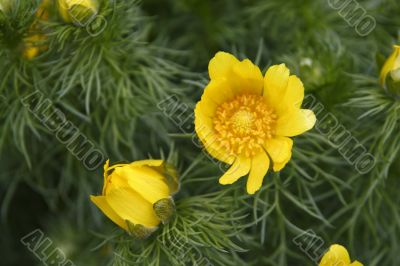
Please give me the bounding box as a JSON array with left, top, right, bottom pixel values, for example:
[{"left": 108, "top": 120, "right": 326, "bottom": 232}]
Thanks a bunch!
[{"left": 194, "top": 52, "right": 316, "bottom": 194}]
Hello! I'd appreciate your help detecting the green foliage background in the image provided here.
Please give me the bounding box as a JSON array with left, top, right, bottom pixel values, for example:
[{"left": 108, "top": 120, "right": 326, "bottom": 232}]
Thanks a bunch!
[{"left": 1, "top": 0, "right": 400, "bottom": 265}]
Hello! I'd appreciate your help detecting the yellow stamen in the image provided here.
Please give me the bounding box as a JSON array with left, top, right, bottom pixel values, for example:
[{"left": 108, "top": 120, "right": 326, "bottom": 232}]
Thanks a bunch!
[{"left": 213, "top": 94, "right": 277, "bottom": 157}]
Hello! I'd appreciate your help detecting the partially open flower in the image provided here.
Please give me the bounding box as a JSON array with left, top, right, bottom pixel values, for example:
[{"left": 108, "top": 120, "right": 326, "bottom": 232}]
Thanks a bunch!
[
  {"left": 319, "top": 244, "right": 363, "bottom": 266},
  {"left": 90, "top": 160, "right": 179, "bottom": 239},
  {"left": 57, "top": 0, "right": 99, "bottom": 26},
  {"left": 194, "top": 52, "right": 316, "bottom": 194}
]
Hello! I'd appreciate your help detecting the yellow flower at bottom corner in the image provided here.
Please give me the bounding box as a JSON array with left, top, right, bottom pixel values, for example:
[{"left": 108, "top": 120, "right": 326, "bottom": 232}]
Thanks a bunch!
[
  {"left": 319, "top": 244, "right": 363, "bottom": 266},
  {"left": 90, "top": 159, "right": 179, "bottom": 239},
  {"left": 194, "top": 51, "right": 316, "bottom": 195}
]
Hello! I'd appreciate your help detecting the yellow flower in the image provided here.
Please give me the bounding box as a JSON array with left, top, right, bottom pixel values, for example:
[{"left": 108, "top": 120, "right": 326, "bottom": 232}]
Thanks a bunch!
[
  {"left": 380, "top": 45, "right": 400, "bottom": 87},
  {"left": 320, "top": 244, "right": 363, "bottom": 266},
  {"left": 194, "top": 52, "right": 316, "bottom": 194},
  {"left": 90, "top": 160, "right": 179, "bottom": 238},
  {"left": 57, "top": 0, "right": 99, "bottom": 24},
  {"left": 23, "top": 33, "right": 48, "bottom": 60}
]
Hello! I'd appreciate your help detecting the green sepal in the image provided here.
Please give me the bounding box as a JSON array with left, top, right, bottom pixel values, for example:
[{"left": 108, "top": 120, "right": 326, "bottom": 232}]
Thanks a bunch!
[
  {"left": 153, "top": 197, "right": 175, "bottom": 224},
  {"left": 126, "top": 220, "right": 157, "bottom": 240}
]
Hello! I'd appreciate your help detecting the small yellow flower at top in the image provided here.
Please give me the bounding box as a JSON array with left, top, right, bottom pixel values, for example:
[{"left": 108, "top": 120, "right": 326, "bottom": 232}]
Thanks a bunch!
[
  {"left": 194, "top": 52, "right": 316, "bottom": 194},
  {"left": 90, "top": 159, "right": 179, "bottom": 239},
  {"left": 57, "top": 0, "right": 99, "bottom": 25},
  {"left": 319, "top": 244, "right": 363, "bottom": 266}
]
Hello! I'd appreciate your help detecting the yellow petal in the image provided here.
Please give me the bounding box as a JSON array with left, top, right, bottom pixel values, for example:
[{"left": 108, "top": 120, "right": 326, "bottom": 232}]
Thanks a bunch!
[
  {"left": 350, "top": 261, "right": 363, "bottom": 266},
  {"left": 130, "top": 160, "right": 164, "bottom": 167},
  {"left": 90, "top": 195, "right": 128, "bottom": 231},
  {"left": 319, "top": 244, "right": 351, "bottom": 266},
  {"left": 247, "top": 151, "right": 270, "bottom": 194},
  {"left": 195, "top": 104, "right": 235, "bottom": 164},
  {"left": 219, "top": 156, "right": 251, "bottom": 185},
  {"left": 264, "top": 137, "right": 293, "bottom": 171},
  {"left": 230, "top": 59, "right": 264, "bottom": 95},
  {"left": 204, "top": 79, "right": 235, "bottom": 105},
  {"left": 106, "top": 187, "right": 160, "bottom": 228},
  {"left": 196, "top": 99, "right": 218, "bottom": 118},
  {"left": 282, "top": 75, "right": 304, "bottom": 111},
  {"left": 23, "top": 47, "right": 40, "bottom": 60},
  {"left": 130, "top": 160, "right": 179, "bottom": 189},
  {"left": 380, "top": 45, "right": 400, "bottom": 86},
  {"left": 275, "top": 109, "right": 316, "bottom": 137},
  {"left": 102, "top": 160, "right": 110, "bottom": 195},
  {"left": 202, "top": 138, "right": 236, "bottom": 165},
  {"left": 103, "top": 169, "right": 131, "bottom": 195},
  {"left": 194, "top": 104, "right": 215, "bottom": 144},
  {"left": 209, "top": 51, "right": 240, "bottom": 80},
  {"left": 263, "top": 64, "right": 290, "bottom": 108},
  {"left": 113, "top": 166, "right": 170, "bottom": 204}
]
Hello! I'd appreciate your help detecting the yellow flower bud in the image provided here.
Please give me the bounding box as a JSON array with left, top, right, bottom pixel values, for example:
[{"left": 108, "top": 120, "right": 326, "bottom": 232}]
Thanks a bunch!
[
  {"left": 22, "top": 33, "right": 47, "bottom": 60},
  {"left": 380, "top": 45, "right": 400, "bottom": 87},
  {"left": 57, "top": 0, "right": 99, "bottom": 25},
  {"left": 90, "top": 159, "right": 179, "bottom": 239},
  {"left": 319, "top": 244, "right": 363, "bottom": 266}
]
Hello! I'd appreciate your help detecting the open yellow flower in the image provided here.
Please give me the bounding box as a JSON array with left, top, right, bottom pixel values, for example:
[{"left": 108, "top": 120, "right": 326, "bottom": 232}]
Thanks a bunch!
[
  {"left": 90, "top": 159, "right": 179, "bottom": 238},
  {"left": 194, "top": 52, "right": 316, "bottom": 194},
  {"left": 320, "top": 244, "right": 363, "bottom": 266},
  {"left": 380, "top": 45, "right": 400, "bottom": 86}
]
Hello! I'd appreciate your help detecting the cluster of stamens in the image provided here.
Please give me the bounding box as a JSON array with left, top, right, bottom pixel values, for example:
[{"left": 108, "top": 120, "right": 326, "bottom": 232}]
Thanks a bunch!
[{"left": 213, "top": 94, "right": 277, "bottom": 157}]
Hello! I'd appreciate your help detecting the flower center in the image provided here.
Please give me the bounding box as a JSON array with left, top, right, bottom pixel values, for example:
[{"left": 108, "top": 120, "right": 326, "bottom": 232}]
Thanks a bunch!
[
  {"left": 230, "top": 110, "right": 255, "bottom": 134},
  {"left": 213, "top": 94, "right": 277, "bottom": 157}
]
